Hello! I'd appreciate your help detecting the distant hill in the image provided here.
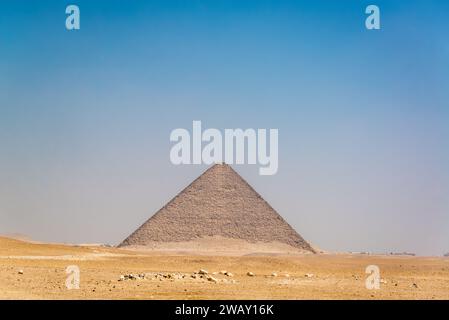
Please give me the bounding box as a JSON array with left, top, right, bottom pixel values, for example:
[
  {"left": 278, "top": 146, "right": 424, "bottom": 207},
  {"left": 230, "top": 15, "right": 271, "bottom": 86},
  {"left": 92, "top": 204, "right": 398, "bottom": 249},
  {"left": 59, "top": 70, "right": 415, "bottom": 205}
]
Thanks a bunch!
[{"left": 0, "top": 233, "right": 37, "bottom": 243}]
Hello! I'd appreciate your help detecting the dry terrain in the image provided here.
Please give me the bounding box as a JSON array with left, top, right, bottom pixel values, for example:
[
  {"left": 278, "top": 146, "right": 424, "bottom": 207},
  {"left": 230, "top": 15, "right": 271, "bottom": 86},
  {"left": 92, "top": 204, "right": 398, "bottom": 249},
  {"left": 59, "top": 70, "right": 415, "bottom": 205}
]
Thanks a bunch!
[{"left": 0, "top": 236, "right": 448, "bottom": 300}]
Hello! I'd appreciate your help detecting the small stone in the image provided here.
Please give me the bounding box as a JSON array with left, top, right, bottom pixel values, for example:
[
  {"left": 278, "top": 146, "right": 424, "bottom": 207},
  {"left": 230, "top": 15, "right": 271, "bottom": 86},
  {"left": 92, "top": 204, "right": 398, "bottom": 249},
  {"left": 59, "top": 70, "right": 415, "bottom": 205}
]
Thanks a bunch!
[
  {"left": 271, "top": 272, "right": 278, "bottom": 277},
  {"left": 225, "top": 272, "right": 234, "bottom": 277},
  {"left": 18, "top": 270, "right": 24, "bottom": 275},
  {"left": 198, "top": 269, "right": 208, "bottom": 275},
  {"left": 305, "top": 273, "right": 314, "bottom": 278},
  {"left": 118, "top": 275, "right": 125, "bottom": 281},
  {"left": 412, "top": 283, "right": 418, "bottom": 289},
  {"left": 219, "top": 270, "right": 227, "bottom": 275},
  {"left": 247, "top": 272, "right": 255, "bottom": 277},
  {"left": 207, "top": 276, "right": 218, "bottom": 283}
]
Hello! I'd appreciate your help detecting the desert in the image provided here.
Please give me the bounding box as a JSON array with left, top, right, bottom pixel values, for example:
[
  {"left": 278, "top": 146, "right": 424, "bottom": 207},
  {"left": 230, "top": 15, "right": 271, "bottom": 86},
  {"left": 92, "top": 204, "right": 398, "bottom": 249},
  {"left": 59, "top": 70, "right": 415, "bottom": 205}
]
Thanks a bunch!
[
  {"left": 1, "top": 236, "right": 448, "bottom": 300},
  {"left": 2, "top": 164, "right": 448, "bottom": 300}
]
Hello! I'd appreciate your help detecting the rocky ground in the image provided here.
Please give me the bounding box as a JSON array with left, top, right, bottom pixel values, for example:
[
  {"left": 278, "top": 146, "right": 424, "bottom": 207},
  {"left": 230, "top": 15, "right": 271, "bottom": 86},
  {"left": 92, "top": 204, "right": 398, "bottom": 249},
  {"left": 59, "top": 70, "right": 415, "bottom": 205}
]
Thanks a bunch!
[{"left": 0, "top": 236, "right": 448, "bottom": 299}]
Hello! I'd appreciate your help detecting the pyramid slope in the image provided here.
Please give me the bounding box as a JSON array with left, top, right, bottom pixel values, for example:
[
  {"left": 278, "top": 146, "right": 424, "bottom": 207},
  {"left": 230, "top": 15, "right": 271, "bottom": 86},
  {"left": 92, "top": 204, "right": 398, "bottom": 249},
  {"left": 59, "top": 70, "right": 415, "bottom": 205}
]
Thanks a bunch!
[{"left": 119, "top": 164, "right": 315, "bottom": 253}]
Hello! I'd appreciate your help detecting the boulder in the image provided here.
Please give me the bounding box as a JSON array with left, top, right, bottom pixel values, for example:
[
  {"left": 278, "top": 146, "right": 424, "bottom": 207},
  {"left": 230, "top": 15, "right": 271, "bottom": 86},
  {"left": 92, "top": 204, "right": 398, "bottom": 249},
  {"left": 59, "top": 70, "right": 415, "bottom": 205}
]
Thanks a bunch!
[{"left": 305, "top": 273, "right": 314, "bottom": 278}]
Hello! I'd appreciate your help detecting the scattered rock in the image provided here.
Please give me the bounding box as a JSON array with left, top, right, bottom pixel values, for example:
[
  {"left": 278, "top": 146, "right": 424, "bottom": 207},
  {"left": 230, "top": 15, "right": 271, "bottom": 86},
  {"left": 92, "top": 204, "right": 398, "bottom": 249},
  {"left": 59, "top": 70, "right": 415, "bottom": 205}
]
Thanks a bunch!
[
  {"left": 247, "top": 272, "right": 255, "bottom": 277},
  {"left": 117, "top": 270, "right": 231, "bottom": 284},
  {"left": 18, "top": 270, "right": 23, "bottom": 275},
  {"left": 120, "top": 273, "right": 147, "bottom": 281}
]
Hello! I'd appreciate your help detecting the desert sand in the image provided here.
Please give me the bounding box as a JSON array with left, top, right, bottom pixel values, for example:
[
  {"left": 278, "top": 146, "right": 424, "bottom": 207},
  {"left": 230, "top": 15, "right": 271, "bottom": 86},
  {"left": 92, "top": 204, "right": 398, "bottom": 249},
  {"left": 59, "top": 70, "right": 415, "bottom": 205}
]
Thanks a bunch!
[{"left": 1, "top": 236, "right": 448, "bottom": 300}]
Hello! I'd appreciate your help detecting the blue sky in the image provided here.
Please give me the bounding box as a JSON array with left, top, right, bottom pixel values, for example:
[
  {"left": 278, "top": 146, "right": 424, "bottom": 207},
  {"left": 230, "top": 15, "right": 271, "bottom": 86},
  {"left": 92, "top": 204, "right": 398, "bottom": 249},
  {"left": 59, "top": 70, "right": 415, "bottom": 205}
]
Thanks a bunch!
[{"left": 1, "top": 0, "right": 448, "bottom": 255}]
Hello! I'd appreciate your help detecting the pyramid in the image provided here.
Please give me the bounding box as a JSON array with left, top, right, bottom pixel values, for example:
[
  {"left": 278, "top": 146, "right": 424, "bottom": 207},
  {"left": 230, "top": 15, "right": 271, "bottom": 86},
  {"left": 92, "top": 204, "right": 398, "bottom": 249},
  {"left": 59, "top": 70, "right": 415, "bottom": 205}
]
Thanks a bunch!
[{"left": 119, "top": 164, "right": 315, "bottom": 253}]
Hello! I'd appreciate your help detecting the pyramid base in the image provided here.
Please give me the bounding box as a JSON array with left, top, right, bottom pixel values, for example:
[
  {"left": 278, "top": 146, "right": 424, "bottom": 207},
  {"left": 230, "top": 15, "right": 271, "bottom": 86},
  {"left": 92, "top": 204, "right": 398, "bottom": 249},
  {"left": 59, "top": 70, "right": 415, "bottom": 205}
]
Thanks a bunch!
[{"left": 118, "top": 236, "right": 315, "bottom": 256}]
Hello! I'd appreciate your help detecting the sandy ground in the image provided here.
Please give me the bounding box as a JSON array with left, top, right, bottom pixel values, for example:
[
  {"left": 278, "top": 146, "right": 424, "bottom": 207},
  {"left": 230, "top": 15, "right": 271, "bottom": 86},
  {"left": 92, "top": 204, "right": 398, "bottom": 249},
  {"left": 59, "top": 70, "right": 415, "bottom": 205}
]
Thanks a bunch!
[
  {"left": 120, "top": 236, "right": 315, "bottom": 255},
  {"left": 0, "top": 236, "right": 448, "bottom": 300}
]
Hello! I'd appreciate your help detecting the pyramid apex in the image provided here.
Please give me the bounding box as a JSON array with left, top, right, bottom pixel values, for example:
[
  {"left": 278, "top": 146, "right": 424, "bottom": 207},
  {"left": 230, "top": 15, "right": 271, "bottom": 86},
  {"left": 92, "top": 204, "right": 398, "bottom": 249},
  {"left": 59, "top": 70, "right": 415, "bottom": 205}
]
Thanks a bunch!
[
  {"left": 212, "top": 162, "right": 228, "bottom": 166},
  {"left": 208, "top": 162, "right": 232, "bottom": 169}
]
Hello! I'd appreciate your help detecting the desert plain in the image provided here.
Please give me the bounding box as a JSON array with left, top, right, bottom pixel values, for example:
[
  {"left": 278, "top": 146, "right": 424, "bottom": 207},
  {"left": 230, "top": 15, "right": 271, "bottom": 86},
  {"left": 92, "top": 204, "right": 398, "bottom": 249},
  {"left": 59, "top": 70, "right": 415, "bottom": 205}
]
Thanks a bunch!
[{"left": 0, "top": 236, "right": 448, "bottom": 300}]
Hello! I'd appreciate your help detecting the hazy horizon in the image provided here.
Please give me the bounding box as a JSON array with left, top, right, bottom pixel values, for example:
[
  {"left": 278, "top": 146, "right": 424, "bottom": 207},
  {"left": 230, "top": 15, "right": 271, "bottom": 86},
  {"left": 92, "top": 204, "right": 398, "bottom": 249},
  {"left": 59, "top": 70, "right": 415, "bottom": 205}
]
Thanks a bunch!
[{"left": 1, "top": 0, "right": 448, "bottom": 256}]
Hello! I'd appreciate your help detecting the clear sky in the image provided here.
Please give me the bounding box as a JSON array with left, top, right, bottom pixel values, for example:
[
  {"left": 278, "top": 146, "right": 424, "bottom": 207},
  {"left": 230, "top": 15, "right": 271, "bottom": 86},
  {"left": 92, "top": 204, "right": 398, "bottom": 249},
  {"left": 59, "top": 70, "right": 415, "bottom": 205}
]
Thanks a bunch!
[{"left": 1, "top": 0, "right": 448, "bottom": 255}]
